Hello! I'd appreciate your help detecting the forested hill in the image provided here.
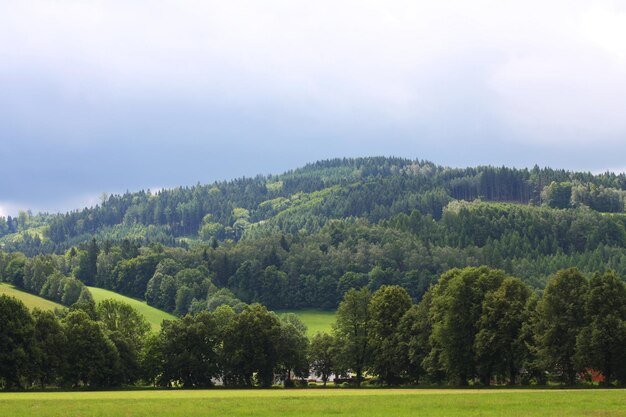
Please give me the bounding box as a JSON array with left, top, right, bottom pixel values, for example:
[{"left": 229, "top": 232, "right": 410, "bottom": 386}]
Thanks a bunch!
[
  {"left": 2, "top": 157, "right": 626, "bottom": 254},
  {"left": 2, "top": 157, "right": 626, "bottom": 313}
]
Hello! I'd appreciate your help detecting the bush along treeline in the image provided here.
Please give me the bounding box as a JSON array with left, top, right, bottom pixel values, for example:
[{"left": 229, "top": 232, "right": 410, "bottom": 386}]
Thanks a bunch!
[
  {"left": 3, "top": 266, "right": 626, "bottom": 390},
  {"left": 3, "top": 201, "right": 626, "bottom": 313},
  {"left": 3, "top": 157, "right": 626, "bottom": 256}
]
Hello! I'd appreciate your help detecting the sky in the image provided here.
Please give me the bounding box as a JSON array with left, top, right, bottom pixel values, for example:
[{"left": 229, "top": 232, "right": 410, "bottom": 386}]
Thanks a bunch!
[{"left": 1, "top": 0, "right": 626, "bottom": 216}]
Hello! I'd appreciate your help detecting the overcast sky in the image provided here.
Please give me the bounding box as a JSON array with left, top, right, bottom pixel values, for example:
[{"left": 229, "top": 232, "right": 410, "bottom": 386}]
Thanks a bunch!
[{"left": 2, "top": 0, "right": 626, "bottom": 216}]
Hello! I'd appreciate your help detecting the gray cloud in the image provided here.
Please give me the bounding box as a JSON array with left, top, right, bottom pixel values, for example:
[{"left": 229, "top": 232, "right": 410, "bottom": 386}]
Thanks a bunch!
[{"left": 1, "top": 0, "right": 626, "bottom": 214}]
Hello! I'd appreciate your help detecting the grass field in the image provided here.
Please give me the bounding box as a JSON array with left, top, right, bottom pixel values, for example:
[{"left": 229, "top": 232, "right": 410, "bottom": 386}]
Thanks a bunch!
[
  {"left": 87, "top": 286, "right": 176, "bottom": 331},
  {"left": 0, "top": 283, "right": 64, "bottom": 311},
  {"left": 0, "top": 389, "right": 625, "bottom": 416},
  {"left": 279, "top": 309, "right": 336, "bottom": 335}
]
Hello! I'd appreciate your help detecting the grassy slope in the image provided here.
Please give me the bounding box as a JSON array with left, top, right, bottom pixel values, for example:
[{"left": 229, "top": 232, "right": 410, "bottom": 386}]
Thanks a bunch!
[
  {"left": 279, "top": 309, "right": 335, "bottom": 335},
  {"left": 87, "top": 287, "right": 176, "bottom": 331},
  {"left": 0, "top": 389, "right": 625, "bottom": 417},
  {"left": 0, "top": 283, "right": 64, "bottom": 311}
]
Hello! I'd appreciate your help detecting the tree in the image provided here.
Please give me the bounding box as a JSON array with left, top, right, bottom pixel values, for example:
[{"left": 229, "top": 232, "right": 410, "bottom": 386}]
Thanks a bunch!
[
  {"left": 277, "top": 317, "right": 309, "bottom": 386},
  {"left": 541, "top": 181, "right": 572, "bottom": 209},
  {"left": 31, "top": 309, "right": 67, "bottom": 388},
  {"left": 199, "top": 221, "right": 224, "bottom": 241},
  {"left": 222, "top": 304, "right": 282, "bottom": 387},
  {"left": 158, "top": 312, "right": 220, "bottom": 387},
  {"left": 107, "top": 330, "right": 141, "bottom": 385},
  {"left": 536, "top": 268, "right": 588, "bottom": 385},
  {"left": 368, "top": 285, "right": 412, "bottom": 385},
  {"left": 575, "top": 271, "right": 626, "bottom": 385},
  {"left": 96, "top": 299, "right": 150, "bottom": 352},
  {"left": 334, "top": 287, "right": 371, "bottom": 386},
  {"left": 0, "top": 295, "right": 35, "bottom": 389},
  {"left": 145, "top": 272, "right": 166, "bottom": 307},
  {"left": 259, "top": 266, "right": 287, "bottom": 309},
  {"left": 474, "top": 277, "right": 533, "bottom": 385},
  {"left": 75, "top": 239, "right": 99, "bottom": 285},
  {"left": 337, "top": 272, "right": 368, "bottom": 298},
  {"left": 426, "top": 267, "right": 506, "bottom": 385},
  {"left": 308, "top": 332, "right": 337, "bottom": 386},
  {"left": 5, "top": 254, "right": 27, "bottom": 288},
  {"left": 174, "top": 286, "right": 194, "bottom": 316},
  {"left": 62, "top": 310, "right": 120, "bottom": 387},
  {"left": 61, "top": 278, "right": 85, "bottom": 306},
  {"left": 139, "top": 332, "right": 165, "bottom": 386},
  {"left": 159, "top": 275, "right": 178, "bottom": 312},
  {"left": 280, "top": 313, "right": 308, "bottom": 335},
  {"left": 22, "top": 255, "right": 55, "bottom": 294},
  {"left": 206, "top": 288, "right": 246, "bottom": 312},
  {"left": 398, "top": 293, "right": 435, "bottom": 384}
]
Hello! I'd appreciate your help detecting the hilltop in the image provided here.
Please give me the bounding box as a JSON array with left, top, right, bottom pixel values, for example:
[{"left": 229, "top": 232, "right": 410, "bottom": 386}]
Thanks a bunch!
[{"left": 2, "top": 157, "right": 625, "bottom": 255}]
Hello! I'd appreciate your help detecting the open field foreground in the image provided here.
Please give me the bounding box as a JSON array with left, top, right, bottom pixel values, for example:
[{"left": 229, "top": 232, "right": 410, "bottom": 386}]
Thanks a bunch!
[
  {"left": 0, "top": 283, "right": 64, "bottom": 311},
  {"left": 87, "top": 286, "right": 176, "bottom": 331},
  {"left": 1, "top": 389, "right": 625, "bottom": 417}
]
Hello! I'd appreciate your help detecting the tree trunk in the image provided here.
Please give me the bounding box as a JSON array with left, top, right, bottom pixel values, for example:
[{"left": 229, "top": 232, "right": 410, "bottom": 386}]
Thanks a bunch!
[
  {"left": 509, "top": 361, "right": 517, "bottom": 385},
  {"left": 603, "top": 360, "right": 612, "bottom": 387},
  {"left": 567, "top": 366, "right": 577, "bottom": 386},
  {"left": 458, "top": 372, "right": 468, "bottom": 386}
]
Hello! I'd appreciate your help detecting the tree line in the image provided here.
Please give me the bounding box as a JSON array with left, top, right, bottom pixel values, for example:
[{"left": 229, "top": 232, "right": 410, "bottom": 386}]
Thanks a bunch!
[
  {"left": 324, "top": 266, "right": 626, "bottom": 387},
  {"left": 0, "top": 294, "right": 310, "bottom": 390},
  {"left": 3, "top": 157, "right": 626, "bottom": 256},
  {"left": 2, "top": 266, "right": 626, "bottom": 390}
]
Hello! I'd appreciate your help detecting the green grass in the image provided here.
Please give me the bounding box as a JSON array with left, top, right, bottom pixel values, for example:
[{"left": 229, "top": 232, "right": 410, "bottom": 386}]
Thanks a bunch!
[
  {"left": 0, "top": 389, "right": 625, "bottom": 416},
  {"left": 279, "top": 309, "right": 335, "bottom": 335},
  {"left": 0, "top": 283, "right": 64, "bottom": 311},
  {"left": 87, "top": 287, "right": 176, "bottom": 331}
]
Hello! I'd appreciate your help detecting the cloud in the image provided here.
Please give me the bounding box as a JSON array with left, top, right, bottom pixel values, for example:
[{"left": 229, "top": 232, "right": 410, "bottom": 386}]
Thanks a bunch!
[
  {"left": 1, "top": 0, "right": 626, "bottom": 213},
  {"left": 2, "top": 1, "right": 626, "bottom": 142},
  {"left": 0, "top": 202, "right": 20, "bottom": 218}
]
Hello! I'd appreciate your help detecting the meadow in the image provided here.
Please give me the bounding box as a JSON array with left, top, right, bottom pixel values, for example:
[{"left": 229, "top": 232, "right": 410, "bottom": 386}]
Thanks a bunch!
[
  {"left": 87, "top": 286, "right": 176, "bottom": 331},
  {"left": 0, "top": 388, "right": 625, "bottom": 417},
  {"left": 0, "top": 283, "right": 63, "bottom": 311},
  {"left": 279, "top": 309, "right": 336, "bottom": 335}
]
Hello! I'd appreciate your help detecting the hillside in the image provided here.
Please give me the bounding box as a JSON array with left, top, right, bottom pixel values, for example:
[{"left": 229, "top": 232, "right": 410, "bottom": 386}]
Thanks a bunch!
[
  {"left": 0, "top": 283, "right": 64, "bottom": 311},
  {"left": 87, "top": 286, "right": 176, "bottom": 331},
  {"left": 2, "top": 157, "right": 625, "bottom": 255},
  {"left": 1, "top": 157, "right": 626, "bottom": 316}
]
